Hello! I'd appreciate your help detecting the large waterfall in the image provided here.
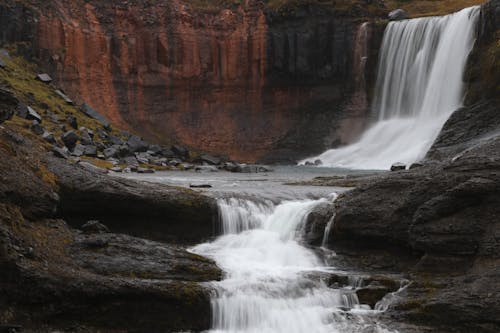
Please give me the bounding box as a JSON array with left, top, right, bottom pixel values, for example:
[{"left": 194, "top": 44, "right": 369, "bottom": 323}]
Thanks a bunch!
[
  {"left": 191, "top": 197, "right": 398, "bottom": 333},
  {"left": 303, "top": 6, "right": 480, "bottom": 170}
]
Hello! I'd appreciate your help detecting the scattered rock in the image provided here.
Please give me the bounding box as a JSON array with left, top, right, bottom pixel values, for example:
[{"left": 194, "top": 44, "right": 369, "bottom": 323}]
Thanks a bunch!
[
  {"left": 55, "top": 89, "right": 73, "bottom": 105},
  {"left": 103, "top": 145, "right": 120, "bottom": 159},
  {"left": 190, "top": 184, "right": 212, "bottom": 188},
  {"left": 71, "top": 144, "right": 85, "bottom": 157},
  {"left": 83, "top": 145, "right": 98, "bottom": 157},
  {"left": 390, "top": 162, "right": 406, "bottom": 171},
  {"left": 123, "top": 156, "right": 139, "bottom": 170},
  {"left": 81, "top": 220, "right": 110, "bottom": 234},
  {"left": 148, "top": 144, "right": 163, "bottom": 155},
  {"left": 110, "top": 167, "right": 123, "bottom": 173},
  {"left": 30, "top": 120, "right": 44, "bottom": 135},
  {"left": 135, "top": 151, "right": 151, "bottom": 164},
  {"left": 79, "top": 128, "right": 93, "bottom": 145},
  {"left": 127, "top": 135, "right": 149, "bottom": 153},
  {"left": 0, "top": 89, "right": 17, "bottom": 123},
  {"left": 171, "top": 144, "right": 189, "bottom": 160},
  {"left": 96, "top": 127, "right": 108, "bottom": 140},
  {"left": 195, "top": 165, "right": 219, "bottom": 173},
  {"left": 314, "top": 159, "right": 323, "bottom": 166},
  {"left": 137, "top": 167, "right": 155, "bottom": 174},
  {"left": 52, "top": 146, "right": 69, "bottom": 159},
  {"left": 160, "top": 148, "right": 175, "bottom": 158},
  {"left": 81, "top": 103, "right": 110, "bottom": 129},
  {"left": 194, "top": 154, "right": 221, "bottom": 165},
  {"left": 67, "top": 115, "right": 78, "bottom": 129},
  {"left": 222, "top": 162, "right": 239, "bottom": 172},
  {"left": 168, "top": 158, "right": 182, "bottom": 167},
  {"left": 17, "top": 105, "right": 42, "bottom": 123},
  {"left": 409, "top": 162, "right": 424, "bottom": 170},
  {"left": 388, "top": 9, "right": 409, "bottom": 21},
  {"left": 36, "top": 73, "right": 52, "bottom": 83},
  {"left": 107, "top": 134, "right": 123, "bottom": 146},
  {"left": 61, "top": 131, "right": 79, "bottom": 150},
  {"left": 42, "top": 131, "right": 56, "bottom": 144}
]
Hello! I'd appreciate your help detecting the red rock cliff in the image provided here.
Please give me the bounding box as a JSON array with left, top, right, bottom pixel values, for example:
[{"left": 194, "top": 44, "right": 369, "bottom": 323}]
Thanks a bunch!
[{"left": 2, "top": 0, "right": 383, "bottom": 163}]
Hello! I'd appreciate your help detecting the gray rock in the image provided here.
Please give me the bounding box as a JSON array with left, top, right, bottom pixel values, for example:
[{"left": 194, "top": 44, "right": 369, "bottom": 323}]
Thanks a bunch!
[
  {"left": 52, "top": 146, "right": 69, "bottom": 159},
  {"left": 171, "top": 145, "right": 189, "bottom": 160},
  {"left": 148, "top": 144, "right": 163, "bottom": 155},
  {"left": 36, "top": 73, "right": 52, "bottom": 83},
  {"left": 67, "top": 115, "right": 78, "bottom": 129},
  {"left": 388, "top": 9, "right": 409, "bottom": 21},
  {"left": 61, "top": 131, "right": 79, "bottom": 150},
  {"left": 83, "top": 145, "right": 98, "bottom": 157},
  {"left": 135, "top": 152, "right": 152, "bottom": 164},
  {"left": 96, "top": 127, "right": 109, "bottom": 140},
  {"left": 71, "top": 144, "right": 85, "bottom": 157},
  {"left": 302, "top": 201, "right": 335, "bottom": 246},
  {"left": 17, "top": 105, "right": 42, "bottom": 122},
  {"left": 314, "top": 159, "right": 323, "bottom": 166},
  {"left": 137, "top": 167, "right": 155, "bottom": 174},
  {"left": 107, "top": 134, "right": 123, "bottom": 146},
  {"left": 390, "top": 162, "right": 406, "bottom": 171},
  {"left": 160, "top": 148, "right": 175, "bottom": 158},
  {"left": 409, "top": 162, "right": 424, "bottom": 170},
  {"left": 78, "top": 161, "right": 108, "bottom": 174},
  {"left": 55, "top": 89, "right": 73, "bottom": 105},
  {"left": 42, "top": 131, "right": 56, "bottom": 144},
  {"left": 195, "top": 165, "right": 219, "bottom": 173},
  {"left": 168, "top": 158, "right": 182, "bottom": 167},
  {"left": 79, "top": 128, "right": 93, "bottom": 145},
  {"left": 30, "top": 120, "right": 44, "bottom": 135},
  {"left": 81, "top": 103, "right": 111, "bottom": 129},
  {"left": 190, "top": 184, "right": 212, "bottom": 188},
  {"left": 127, "top": 135, "right": 149, "bottom": 153},
  {"left": 123, "top": 156, "right": 139, "bottom": 169},
  {"left": 46, "top": 111, "right": 60, "bottom": 123},
  {"left": 81, "top": 220, "right": 110, "bottom": 234},
  {"left": 110, "top": 167, "right": 123, "bottom": 173},
  {"left": 195, "top": 154, "right": 221, "bottom": 165},
  {"left": 103, "top": 146, "right": 120, "bottom": 159},
  {"left": 222, "top": 162, "right": 239, "bottom": 172},
  {"left": 180, "top": 163, "right": 194, "bottom": 170}
]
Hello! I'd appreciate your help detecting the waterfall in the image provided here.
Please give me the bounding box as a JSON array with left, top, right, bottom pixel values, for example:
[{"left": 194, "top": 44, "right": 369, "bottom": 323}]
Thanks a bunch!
[
  {"left": 191, "top": 197, "right": 398, "bottom": 333},
  {"left": 302, "top": 6, "right": 480, "bottom": 170}
]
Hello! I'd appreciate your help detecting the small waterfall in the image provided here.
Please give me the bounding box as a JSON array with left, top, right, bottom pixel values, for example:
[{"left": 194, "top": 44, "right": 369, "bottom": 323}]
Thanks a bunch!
[
  {"left": 303, "top": 6, "right": 480, "bottom": 170},
  {"left": 191, "top": 196, "right": 399, "bottom": 333}
]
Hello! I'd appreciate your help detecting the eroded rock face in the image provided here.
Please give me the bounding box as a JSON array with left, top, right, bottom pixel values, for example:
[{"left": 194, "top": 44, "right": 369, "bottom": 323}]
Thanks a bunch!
[{"left": 0, "top": 0, "right": 384, "bottom": 163}]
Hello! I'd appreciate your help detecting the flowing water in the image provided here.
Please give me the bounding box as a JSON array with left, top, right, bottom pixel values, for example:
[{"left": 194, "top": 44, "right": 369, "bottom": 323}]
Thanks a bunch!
[
  {"left": 302, "top": 6, "right": 480, "bottom": 170},
  {"left": 191, "top": 196, "right": 398, "bottom": 333}
]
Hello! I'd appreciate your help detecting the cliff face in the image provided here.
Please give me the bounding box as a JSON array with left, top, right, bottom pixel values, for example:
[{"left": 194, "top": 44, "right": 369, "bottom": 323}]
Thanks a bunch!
[{"left": 1, "top": 0, "right": 382, "bottom": 162}]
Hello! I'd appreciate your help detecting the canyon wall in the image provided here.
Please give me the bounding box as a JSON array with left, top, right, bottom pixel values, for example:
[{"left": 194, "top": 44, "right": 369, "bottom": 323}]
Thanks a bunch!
[{"left": 0, "top": 0, "right": 383, "bottom": 163}]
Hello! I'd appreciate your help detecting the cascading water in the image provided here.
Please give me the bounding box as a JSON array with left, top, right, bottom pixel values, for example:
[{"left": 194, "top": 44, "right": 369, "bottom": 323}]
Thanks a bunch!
[
  {"left": 302, "top": 6, "right": 480, "bottom": 170},
  {"left": 191, "top": 196, "right": 398, "bottom": 333}
]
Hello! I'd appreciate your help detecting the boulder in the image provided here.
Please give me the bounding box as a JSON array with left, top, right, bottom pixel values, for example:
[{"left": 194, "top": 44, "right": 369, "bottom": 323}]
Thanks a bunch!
[
  {"left": 96, "top": 127, "right": 109, "bottom": 140},
  {"left": 222, "top": 162, "right": 239, "bottom": 172},
  {"left": 0, "top": 88, "right": 17, "bottom": 124},
  {"left": 17, "top": 105, "right": 42, "bottom": 123},
  {"left": 83, "top": 145, "right": 98, "bottom": 157},
  {"left": 148, "top": 144, "right": 163, "bottom": 155},
  {"left": 137, "top": 167, "right": 155, "bottom": 174},
  {"left": 194, "top": 154, "right": 221, "bottom": 165},
  {"left": 30, "top": 120, "right": 44, "bottom": 135},
  {"left": 135, "top": 151, "right": 152, "bottom": 164},
  {"left": 52, "top": 146, "right": 69, "bottom": 159},
  {"left": 388, "top": 9, "right": 409, "bottom": 21},
  {"left": 79, "top": 128, "right": 93, "bottom": 145},
  {"left": 302, "top": 202, "right": 335, "bottom": 246},
  {"left": 171, "top": 144, "right": 189, "bottom": 160},
  {"left": 390, "top": 162, "right": 406, "bottom": 171},
  {"left": 160, "top": 148, "right": 175, "bottom": 158},
  {"left": 67, "top": 115, "right": 78, "bottom": 129},
  {"left": 81, "top": 103, "right": 111, "bottom": 129},
  {"left": 107, "top": 134, "right": 123, "bottom": 146},
  {"left": 71, "top": 144, "right": 85, "bottom": 157},
  {"left": 42, "top": 131, "right": 56, "bottom": 144},
  {"left": 36, "top": 73, "right": 52, "bottom": 83},
  {"left": 123, "top": 156, "right": 139, "bottom": 170},
  {"left": 61, "top": 131, "right": 79, "bottom": 150},
  {"left": 127, "top": 135, "right": 149, "bottom": 153},
  {"left": 81, "top": 220, "right": 110, "bottom": 234},
  {"left": 103, "top": 146, "right": 120, "bottom": 159}
]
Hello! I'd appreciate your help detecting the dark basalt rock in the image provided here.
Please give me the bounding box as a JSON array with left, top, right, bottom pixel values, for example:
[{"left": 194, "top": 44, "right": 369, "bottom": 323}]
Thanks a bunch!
[
  {"left": 126, "top": 135, "right": 149, "bottom": 153},
  {"left": 0, "top": 88, "right": 17, "bottom": 124},
  {"left": 61, "top": 130, "right": 79, "bottom": 150},
  {"left": 67, "top": 114, "right": 78, "bottom": 129},
  {"left": 47, "top": 157, "right": 217, "bottom": 244},
  {"left": 302, "top": 201, "right": 335, "bottom": 246},
  {"left": 81, "top": 220, "right": 109, "bottom": 234},
  {"left": 81, "top": 103, "right": 110, "bottom": 129}
]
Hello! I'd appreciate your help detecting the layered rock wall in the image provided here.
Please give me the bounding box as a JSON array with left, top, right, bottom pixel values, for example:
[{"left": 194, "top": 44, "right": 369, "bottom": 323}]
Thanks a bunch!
[{"left": 0, "top": 0, "right": 382, "bottom": 162}]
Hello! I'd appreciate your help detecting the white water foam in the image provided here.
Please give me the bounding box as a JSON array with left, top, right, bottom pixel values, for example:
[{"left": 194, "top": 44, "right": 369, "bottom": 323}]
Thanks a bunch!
[
  {"left": 191, "top": 197, "right": 398, "bottom": 333},
  {"left": 302, "top": 6, "right": 480, "bottom": 170}
]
